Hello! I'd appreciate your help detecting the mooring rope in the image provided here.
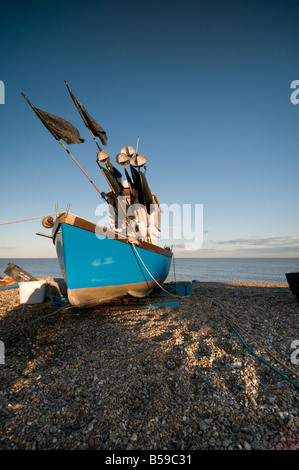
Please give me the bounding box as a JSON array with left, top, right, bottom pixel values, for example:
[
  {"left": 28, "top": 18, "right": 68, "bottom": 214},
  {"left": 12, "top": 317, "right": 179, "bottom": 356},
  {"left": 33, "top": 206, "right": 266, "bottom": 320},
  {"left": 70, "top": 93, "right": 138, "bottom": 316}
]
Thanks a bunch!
[
  {"left": 0, "top": 304, "right": 74, "bottom": 338},
  {"left": 131, "top": 243, "right": 180, "bottom": 298},
  {"left": 0, "top": 214, "right": 57, "bottom": 226},
  {"left": 211, "top": 293, "right": 299, "bottom": 391}
]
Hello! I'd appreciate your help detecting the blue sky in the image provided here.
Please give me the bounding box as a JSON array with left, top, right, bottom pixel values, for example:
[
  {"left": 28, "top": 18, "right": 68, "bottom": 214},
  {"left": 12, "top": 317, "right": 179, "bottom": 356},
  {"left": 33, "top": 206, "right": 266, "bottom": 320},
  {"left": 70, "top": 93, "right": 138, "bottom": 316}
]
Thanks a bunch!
[{"left": 0, "top": 0, "right": 299, "bottom": 258}]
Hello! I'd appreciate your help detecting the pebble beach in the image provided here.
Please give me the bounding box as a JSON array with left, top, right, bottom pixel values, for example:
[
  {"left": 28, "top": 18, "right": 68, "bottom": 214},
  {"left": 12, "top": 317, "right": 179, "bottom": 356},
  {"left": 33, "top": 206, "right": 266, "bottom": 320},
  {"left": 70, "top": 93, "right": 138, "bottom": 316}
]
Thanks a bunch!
[{"left": 0, "top": 279, "right": 298, "bottom": 451}]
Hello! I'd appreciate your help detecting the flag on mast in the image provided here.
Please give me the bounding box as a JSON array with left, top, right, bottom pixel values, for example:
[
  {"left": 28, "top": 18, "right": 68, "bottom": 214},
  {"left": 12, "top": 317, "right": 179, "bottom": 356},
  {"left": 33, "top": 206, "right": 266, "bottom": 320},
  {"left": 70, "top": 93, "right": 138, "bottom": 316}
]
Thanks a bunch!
[
  {"left": 21, "top": 93, "right": 84, "bottom": 144},
  {"left": 64, "top": 80, "right": 107, "bottom": 146}
]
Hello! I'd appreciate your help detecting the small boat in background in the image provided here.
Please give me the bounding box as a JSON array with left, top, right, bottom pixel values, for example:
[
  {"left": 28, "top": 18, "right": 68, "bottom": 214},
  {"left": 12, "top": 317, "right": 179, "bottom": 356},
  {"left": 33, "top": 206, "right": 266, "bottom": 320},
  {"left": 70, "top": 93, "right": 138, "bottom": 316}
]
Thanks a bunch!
[
  {"left": 0, "top": 277, "right": 19, "bottom": 291},
  {"left": 285, "top": 272, "right": 299, "bottom": 301}
]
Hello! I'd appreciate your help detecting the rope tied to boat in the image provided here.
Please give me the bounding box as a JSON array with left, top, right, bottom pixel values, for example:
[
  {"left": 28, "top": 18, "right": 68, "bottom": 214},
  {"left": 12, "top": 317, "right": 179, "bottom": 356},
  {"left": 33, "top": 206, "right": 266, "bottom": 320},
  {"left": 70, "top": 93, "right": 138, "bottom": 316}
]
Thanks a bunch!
[
  {"left": 0, "top": 304, "right": 74, "bottom": 338},
  {"left": 130, "top": 242, "right": 180, "bottom": 298},
  {"left": 0, "top": 213, "right": 57, "bottom": 226}
]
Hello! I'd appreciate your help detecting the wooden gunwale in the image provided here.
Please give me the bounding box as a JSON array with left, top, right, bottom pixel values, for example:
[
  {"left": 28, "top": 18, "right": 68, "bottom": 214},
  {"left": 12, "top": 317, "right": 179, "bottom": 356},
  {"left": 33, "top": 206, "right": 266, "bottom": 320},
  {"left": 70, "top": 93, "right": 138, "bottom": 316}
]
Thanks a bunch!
[{"left": 52, "top": 212, "right": 172, "bottom": 258}]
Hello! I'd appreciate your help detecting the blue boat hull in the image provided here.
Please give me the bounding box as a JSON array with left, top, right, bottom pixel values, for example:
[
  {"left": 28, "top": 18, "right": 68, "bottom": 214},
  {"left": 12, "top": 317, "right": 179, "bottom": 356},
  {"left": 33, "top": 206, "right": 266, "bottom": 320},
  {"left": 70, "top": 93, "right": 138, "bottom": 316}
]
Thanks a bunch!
[{"left": 53, "top": 213, "right": 172, "bottom": 308}]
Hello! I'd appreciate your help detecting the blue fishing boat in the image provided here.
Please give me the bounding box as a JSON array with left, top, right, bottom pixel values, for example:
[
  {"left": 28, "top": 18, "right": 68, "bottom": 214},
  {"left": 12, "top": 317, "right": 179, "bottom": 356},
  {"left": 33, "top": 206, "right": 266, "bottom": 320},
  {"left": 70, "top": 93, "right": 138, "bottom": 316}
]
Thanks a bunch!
[
  {"left": 52, "top": 211, "right": 172, "bottom": 307},
  {"left": 23, "top": 81, "right": 173, "bottom": 307}
]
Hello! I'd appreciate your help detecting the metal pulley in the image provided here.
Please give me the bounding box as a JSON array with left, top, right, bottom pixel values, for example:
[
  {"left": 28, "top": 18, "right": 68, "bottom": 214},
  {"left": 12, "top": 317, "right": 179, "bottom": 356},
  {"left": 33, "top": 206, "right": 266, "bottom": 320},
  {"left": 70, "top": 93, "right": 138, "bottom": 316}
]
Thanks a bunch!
[{"left": 42, "top": 216, "right": 55, "bottom": 228}]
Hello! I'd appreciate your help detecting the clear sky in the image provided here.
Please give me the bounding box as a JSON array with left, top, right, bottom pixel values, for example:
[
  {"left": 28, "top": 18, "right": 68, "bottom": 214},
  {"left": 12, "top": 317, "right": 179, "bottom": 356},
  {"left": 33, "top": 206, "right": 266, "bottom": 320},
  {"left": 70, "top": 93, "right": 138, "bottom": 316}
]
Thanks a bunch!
[{"left": 0, "top": 0, "right": 299, "bottom": 258}]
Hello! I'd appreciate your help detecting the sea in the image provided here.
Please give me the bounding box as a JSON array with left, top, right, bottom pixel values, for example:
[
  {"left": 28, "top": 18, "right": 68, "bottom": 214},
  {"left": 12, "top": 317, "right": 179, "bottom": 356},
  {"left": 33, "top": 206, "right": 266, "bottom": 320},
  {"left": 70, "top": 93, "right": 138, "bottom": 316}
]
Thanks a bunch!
[{"left": 1, "top": 257, "right": 298, "bottom": 284}]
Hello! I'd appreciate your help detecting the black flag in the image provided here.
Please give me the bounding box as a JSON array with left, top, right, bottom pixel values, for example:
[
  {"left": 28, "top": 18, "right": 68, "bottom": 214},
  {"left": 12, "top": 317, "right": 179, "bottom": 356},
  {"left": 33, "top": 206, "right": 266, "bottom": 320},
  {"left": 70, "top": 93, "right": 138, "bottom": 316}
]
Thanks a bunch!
[
  {"left": 22, "top": 93, "right": 84, "bottom": 144},
  {"left": 65, "top": 80, "right": 107, "bottom": 146},
  {"left": 125, "top": 167, "right": 139, "bottom": 204},
  {"left": 106, "top": 161, "right": 123, "bottom": 185},
  {"left": 101, "top": 167, "right": 122, "bottom": 195}
]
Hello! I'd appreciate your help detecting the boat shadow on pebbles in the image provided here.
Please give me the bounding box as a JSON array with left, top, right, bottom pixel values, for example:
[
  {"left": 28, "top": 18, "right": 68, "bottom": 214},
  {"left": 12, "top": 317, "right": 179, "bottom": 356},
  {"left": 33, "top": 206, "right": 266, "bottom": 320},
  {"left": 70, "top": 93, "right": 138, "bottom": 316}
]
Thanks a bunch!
[{"left": 0, "top": 281, "right": 298, "bottom": 450}]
